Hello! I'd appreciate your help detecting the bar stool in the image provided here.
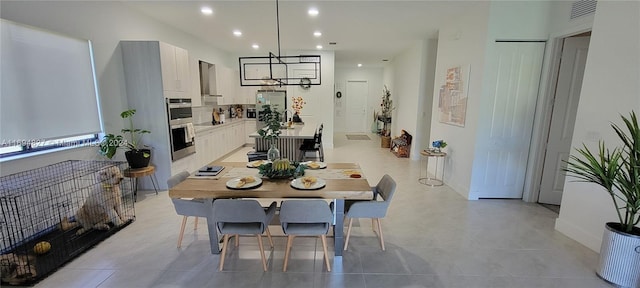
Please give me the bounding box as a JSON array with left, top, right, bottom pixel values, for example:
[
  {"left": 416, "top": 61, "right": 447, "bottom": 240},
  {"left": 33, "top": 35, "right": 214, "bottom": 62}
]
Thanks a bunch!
[
  {"left": 123, "top": 165, "right": 159, "bottom": 201},
  {"left": 299, "top": 123, "right": 324, "bottom": 162}
]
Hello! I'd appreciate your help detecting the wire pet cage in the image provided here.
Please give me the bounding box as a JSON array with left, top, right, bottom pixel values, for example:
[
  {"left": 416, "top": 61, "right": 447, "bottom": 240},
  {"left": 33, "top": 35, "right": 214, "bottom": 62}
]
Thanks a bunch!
[{"left": 0, "top": 160, "right": 135, "bottom": 286}]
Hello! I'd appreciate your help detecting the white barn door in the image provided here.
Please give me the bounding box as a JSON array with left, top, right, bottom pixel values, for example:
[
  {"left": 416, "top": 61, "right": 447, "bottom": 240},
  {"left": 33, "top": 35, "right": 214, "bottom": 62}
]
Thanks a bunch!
[{"left": 471, "top": 42, "right": 545, "bottom": 199}]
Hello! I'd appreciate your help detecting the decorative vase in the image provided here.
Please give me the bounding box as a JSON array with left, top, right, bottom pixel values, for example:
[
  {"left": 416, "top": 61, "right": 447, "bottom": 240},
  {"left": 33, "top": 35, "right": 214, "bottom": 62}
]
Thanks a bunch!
[
  {"left": 596, "top": 222, "right": 640, "bottom": 287},
  {"left": 292, "top": 113, "right": 302, "bottom": 123},
  {"left": 125, "top": 149, "right": 151, "bottom": 169},
  {"left": 267, "top": 143, "right": 280, "bottom": 161}
]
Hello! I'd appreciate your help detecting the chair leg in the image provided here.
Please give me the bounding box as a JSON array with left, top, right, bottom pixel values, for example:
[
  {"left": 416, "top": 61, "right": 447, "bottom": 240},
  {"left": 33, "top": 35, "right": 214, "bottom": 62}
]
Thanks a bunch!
[
  {"left": 235, "top": 234, "right": 240, "bottom": 247},
  {"left": 257, "top": 234, "right": 268, "bottom": 272},
  {"left": 375, "top": 218, "right": 385, "bottom": 251},
  {"left": 372, "top": 218, "right": 376, "bottom": 232},
  {"left": 194, "top": 217, "right": 198, "bottom": 230},
  {"left": 219, "top": 234, "right": 229, "bottom": 271},
  {"left": 283, "top": 235, "right": 294, "bottom": 272},
  {"left": 177, "top": 216, "right": 187, "bottom": 248},
  {"left": 320, "top": 235, "right": 331, "bottom": 272},
  {"left": 266, "top": 227, "right": 274, "bottom": 248},
  {"left": 344, "top": 218, "right": 353, "bottom": 251},
  {"left": 319, "top": 145, "right": 324, "bottom": 162}
]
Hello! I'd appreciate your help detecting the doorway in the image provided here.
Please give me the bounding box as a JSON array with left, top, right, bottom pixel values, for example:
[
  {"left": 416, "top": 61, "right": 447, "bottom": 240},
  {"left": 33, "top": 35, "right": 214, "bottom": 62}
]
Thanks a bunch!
[
  {"left": 345, "top": 81, "right": 369, "bottom": 133},
  {"left": 537, "top": 34, "right": 591, "bottom": 207}
]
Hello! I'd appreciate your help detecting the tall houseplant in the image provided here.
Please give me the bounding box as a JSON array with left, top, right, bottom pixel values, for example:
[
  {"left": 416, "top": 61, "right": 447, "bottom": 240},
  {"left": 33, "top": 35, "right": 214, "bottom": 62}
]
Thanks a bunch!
[
  {"left": 564, "top": 111, "right": 640, "bottom": 287},
  {"left": 380, "top": 86, "right": 394, "bottom": 148},
  {"left": 258, "top": 104, "right": 282, "bottom": 160},
  {"left": 99, "top": 109, "right": 151, "bottom": 168}
]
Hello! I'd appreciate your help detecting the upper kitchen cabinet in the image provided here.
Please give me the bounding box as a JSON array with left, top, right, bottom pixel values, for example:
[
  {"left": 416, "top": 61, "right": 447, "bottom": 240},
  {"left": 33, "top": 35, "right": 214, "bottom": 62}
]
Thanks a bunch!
[
  {"left": 215, "top": 65, "right": 236, "bottom": 105},
  {"left": 159, "top": 41, "right": 190, "bottom": 98},
  {"left": 236, "top": 71, "right": 257, "bottom": 105}
]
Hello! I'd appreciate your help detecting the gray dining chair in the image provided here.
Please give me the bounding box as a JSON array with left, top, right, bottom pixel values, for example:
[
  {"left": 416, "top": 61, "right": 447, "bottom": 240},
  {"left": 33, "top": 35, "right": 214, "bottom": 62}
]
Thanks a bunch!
[
  {"left": 279, "top": 200, "right": 333, "bottom": 272},
  {"left": 168, "top": 171, "right": 209, "bottom": 248},
  {"left": 344, "top": 174, "right": 396, "bottom": 251},
  {"left": 213, "top": 199, "right": 277, "bottom": 272}
]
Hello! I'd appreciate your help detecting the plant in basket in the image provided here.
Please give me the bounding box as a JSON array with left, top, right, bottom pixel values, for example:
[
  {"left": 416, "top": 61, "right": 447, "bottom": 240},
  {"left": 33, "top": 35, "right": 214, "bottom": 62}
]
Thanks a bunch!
[{"left": 258, "top": 159, "right": 305, "bottom": 179}]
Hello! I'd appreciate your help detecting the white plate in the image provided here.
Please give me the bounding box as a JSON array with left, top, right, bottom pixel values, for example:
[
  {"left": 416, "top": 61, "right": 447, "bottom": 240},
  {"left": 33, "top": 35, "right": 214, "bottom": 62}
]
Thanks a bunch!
[
  {"left": 301, "top": 161, "right": 327, "bottom": 169},
  {"left": 290, "top": 177, "right": 326, "bottom": 190},
  {"left": 247, "top": 160, "right": 271, "bottom": 168},
  {"left": 226, "top": 176, "right": 263, "bottom": 189}
]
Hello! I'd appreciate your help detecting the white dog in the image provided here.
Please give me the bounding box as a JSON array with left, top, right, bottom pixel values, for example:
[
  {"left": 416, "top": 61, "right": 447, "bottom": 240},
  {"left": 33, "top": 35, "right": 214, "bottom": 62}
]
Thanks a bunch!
[{"left": 61, "top": 165, "right": 125, "bottom": 235}]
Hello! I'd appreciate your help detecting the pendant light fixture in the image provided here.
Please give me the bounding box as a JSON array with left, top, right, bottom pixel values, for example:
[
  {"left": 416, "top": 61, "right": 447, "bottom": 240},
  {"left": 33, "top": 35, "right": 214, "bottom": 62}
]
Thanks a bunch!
[{"left": 239, "top": 0, "right": 321, "bottom": 87}]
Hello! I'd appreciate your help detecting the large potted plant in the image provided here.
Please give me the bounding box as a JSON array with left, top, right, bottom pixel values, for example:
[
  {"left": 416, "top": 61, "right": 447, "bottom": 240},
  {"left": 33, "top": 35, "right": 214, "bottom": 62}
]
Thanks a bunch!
[
  {"left": 380, "top": 86, "right": 394, "bottom": 148},
  {"left": 99, "top": 109, "right": 151, "bottom": 169},
  {"left": 258, "top": 104, "right": 282, "bottom": 161},
  {"left": 564, "top": 111, "right": 640, "bottom": 287}
]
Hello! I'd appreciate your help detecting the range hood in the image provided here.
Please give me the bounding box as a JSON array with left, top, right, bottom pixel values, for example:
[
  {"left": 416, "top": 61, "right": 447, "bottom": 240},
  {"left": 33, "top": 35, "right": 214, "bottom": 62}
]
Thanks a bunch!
[{"left": 199, "top": 60, "right": 221, "bottom": 97}]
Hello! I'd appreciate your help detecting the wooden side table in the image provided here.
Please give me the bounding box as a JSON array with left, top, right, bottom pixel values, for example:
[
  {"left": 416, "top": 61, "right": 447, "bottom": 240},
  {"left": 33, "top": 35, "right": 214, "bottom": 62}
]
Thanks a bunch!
[
  {"left": 419, "top": 150, "right": 446, "bottom": 186},
  {"left": 124, "top": 165, "right": 159, "bottom": 201}
]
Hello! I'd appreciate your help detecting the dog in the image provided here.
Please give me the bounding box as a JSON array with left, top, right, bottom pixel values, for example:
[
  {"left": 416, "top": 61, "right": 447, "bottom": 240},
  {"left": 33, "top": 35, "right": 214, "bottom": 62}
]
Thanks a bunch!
[{"left": 61, "top": 165, "right": 125, "bottom": 235}]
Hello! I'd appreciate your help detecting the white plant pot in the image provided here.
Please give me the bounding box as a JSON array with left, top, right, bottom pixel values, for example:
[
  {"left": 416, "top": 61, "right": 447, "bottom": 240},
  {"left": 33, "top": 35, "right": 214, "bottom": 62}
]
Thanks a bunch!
[{"left": 596, "top": 222, "right": 640, "bottom": 287}]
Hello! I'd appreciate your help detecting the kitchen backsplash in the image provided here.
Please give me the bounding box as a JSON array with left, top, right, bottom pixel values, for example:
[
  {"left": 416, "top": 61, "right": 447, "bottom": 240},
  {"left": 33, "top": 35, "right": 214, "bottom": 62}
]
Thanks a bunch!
[{"left": 193, "top": 104, "right": 256, "bottom": 125}]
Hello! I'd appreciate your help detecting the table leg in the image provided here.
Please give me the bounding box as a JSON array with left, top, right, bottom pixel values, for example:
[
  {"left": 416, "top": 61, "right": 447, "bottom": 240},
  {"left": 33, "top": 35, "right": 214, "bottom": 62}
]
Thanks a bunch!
[
  {"left": 333, "top": 199, "right": 344, "bottom": 256},
  {"left": 205, "top": 199, "right": 220, "bottom": 254},
  {"left": 149, "top": 174, "right": 159, "bottom": 195}
]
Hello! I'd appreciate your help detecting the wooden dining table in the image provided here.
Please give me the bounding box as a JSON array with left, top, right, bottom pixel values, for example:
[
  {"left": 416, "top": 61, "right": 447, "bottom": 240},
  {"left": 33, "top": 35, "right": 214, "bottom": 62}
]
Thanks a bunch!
[{"left": 168, "top": 161, "right": 373, "bottom": 256}]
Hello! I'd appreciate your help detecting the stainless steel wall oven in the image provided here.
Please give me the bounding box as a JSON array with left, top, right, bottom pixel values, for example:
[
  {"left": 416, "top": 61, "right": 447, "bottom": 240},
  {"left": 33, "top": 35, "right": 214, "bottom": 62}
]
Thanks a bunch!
[{"left": 166, "top": 98, "right": 196, "bottom": 161}]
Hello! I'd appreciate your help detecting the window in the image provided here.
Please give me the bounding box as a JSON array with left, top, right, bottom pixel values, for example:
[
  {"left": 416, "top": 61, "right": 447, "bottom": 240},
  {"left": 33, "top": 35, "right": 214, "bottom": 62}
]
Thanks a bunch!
[{"left": 1, "top": 20, "right": 102, "bottom": 159}]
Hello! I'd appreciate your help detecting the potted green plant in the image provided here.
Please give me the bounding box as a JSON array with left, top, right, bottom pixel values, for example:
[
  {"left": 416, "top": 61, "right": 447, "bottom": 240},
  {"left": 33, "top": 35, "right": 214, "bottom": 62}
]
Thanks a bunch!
[
  {"left": 380, "top": 86, "right": 394, "bottom": 148},
  {"left": 564, "top": 111, "right": 640, "bottom": 287},
  {"left": 258, "top": 104, "right": 282, "bottom": 160},
  {"left": 99, "top": 109, "right": 151, "bottom": 169}
]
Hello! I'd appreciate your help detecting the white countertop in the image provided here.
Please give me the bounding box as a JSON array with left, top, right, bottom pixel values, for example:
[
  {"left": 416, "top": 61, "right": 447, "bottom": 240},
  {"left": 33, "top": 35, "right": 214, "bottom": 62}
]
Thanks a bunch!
[
  {"left": 194, "top": 118, "right": 255, "bottom": 134},
  {"left": 249, "top": 121, "right": 317, "bottom": 139}
]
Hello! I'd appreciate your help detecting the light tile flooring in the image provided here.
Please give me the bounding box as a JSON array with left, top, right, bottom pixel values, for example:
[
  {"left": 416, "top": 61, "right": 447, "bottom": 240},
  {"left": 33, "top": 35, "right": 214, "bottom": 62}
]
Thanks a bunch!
[{"left": 32, "top": 133, "right": 612, "bottom": 288}]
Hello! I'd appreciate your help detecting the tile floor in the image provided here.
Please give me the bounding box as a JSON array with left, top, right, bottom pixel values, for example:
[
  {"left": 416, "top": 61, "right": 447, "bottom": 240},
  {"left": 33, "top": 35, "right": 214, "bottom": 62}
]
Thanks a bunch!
[{"left": 30, "top": 133, "right": 612, "bottom": 288}]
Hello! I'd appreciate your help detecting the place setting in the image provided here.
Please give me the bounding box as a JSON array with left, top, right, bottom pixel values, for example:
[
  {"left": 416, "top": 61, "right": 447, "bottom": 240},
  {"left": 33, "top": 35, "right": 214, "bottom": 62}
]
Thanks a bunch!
[
  {"left": 300, "top": 161, "right": 327, "bottom": 169},
  {"left": 226, "top": 175, "right": 263, "bottom": 190},
  {"left": 290, "top": 176, "right": 326, "bottom": 190}
]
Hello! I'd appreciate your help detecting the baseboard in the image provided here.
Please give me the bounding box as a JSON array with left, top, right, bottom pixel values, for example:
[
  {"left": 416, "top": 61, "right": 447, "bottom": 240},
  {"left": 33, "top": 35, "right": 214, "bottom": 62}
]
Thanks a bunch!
[{"left": 555, "top": 217, "right": 602, "bottom": 253}]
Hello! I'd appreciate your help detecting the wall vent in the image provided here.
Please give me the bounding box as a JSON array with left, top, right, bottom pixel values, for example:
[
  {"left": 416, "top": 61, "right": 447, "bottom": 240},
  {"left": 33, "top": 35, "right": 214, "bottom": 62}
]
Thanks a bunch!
[{"left": 571, "top": 0, "right": 597, "bottom": 19}]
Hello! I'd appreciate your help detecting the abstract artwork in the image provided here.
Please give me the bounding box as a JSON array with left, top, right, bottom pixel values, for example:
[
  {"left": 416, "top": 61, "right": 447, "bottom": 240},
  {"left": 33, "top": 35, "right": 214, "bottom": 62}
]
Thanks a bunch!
[{"left": 438, "top": 65, "right": 469, "bottom": 127}]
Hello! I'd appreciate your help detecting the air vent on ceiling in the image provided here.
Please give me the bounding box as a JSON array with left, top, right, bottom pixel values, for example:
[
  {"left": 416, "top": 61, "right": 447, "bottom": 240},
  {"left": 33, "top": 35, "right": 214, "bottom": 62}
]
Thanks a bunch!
[{"left": 571, "top": 0, "right": 597, "bottom": 19}]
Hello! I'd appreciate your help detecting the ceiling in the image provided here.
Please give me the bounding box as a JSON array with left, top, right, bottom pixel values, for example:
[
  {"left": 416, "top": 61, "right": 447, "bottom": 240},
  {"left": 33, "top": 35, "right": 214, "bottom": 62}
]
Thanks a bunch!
[{"left": 124, "top": 1, "right": 485, "bottom": 68}]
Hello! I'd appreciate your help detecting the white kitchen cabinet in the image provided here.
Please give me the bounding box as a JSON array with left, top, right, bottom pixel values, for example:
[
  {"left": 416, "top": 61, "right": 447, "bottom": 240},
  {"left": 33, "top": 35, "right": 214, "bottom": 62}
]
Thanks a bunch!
[
  {"left": 120, "top": 40, "right": 193, "bottom": 190},
  {"left": 159, "top": 42, "right": 190, "bottom": 98},
  {"left": 189, "top": 55, "right": 202, "bottom": 106},
  {"left": 236, "top": 83, "right": 257, "bottom": 105},
  {"left": 245, "top": 120, "right": 256, "bottom": 144},
  {"left": 215, "top": 65, "right": 236, "bottom": 105}
]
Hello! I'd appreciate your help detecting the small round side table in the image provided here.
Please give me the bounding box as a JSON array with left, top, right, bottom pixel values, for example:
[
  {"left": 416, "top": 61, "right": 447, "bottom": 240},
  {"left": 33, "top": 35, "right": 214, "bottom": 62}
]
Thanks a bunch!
[
  {"left": 419, "top": 150, "right": 447, "bottom": 186},
  {"left": 123, "top": 165, "right": 159, "bottom": 201}
]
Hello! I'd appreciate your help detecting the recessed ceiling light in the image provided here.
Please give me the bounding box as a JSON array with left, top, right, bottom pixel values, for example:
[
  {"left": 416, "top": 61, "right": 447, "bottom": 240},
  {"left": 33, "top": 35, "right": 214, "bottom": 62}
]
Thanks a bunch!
[
  {"left": 316, "top": 45, "right": 323, "bottom": 49},
  {"left": 252, "top": 44, "right": 259, "bottom": 49},
  {"left": 313, "top": 31, "right": 322, "bottom": 37},
  {"left": 308, "top": 8, "right": 319, "bottom": 16},
  {"left": 233, "top": 30, "right": 242, "bottom": 37},
  {"left": 201, "top": 7, "right": 213, "bottom": 15},
  {"left": 357, "top": 63, "right": 362, "bottom": 67}
]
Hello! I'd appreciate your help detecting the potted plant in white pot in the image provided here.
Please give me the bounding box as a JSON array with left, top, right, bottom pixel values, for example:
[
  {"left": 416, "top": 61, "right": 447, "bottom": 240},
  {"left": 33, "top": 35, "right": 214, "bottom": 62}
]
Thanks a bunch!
[
  {"left": 564, "top": 111, "right": 640, "bottom": 287},
  {"left": 99, "top": 109, "right": 151, "bottom": 169}
]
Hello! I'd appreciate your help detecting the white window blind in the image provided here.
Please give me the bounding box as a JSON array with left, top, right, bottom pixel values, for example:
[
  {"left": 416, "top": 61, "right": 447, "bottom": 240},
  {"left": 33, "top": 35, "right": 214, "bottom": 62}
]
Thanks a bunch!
[{"left": 0, "top": 19, "right": 101, "bottom": 144}]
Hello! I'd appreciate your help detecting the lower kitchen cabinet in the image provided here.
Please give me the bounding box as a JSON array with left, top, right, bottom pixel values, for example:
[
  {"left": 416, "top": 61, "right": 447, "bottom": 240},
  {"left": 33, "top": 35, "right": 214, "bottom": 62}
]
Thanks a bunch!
[{"left": 245, "top": 120, "right": 256, "bottom": 144}]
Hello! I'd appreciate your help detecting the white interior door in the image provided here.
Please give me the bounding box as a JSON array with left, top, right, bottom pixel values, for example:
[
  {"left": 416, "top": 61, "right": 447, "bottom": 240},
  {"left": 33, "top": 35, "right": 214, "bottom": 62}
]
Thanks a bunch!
[
  {"left": 538, "top": 36, "right": 590, "bottom": 205},
  {"left": 472, "top": 42, "right": 545, "bottom": 199},
  {"left": 346, "top": 81, "right": 368, "bottom": 133}
]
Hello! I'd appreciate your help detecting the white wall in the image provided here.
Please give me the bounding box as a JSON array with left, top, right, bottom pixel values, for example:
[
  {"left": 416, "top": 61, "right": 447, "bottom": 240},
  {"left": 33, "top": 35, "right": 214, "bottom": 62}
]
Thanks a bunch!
[
  {"left": 334, "top": 67, "right": 384, "bottom": 133},
  {"left": 0, "top": 2, "right": 231, "bottom": 176},
  {"left": 429, "top": 3, "right": 490, "bottom": 198},
  {"left": 386, "top": 41, "right": 427, "bottom": 159},
  {"left": 555, "top": 1, "right": 640, "bottom": 252}
]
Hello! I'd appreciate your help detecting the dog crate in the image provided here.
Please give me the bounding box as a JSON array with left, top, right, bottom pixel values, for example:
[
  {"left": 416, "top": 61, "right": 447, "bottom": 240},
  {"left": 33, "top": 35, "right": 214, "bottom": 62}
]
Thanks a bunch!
[{"left": 0, "top": 160, "right": 135, "bottom": 286}]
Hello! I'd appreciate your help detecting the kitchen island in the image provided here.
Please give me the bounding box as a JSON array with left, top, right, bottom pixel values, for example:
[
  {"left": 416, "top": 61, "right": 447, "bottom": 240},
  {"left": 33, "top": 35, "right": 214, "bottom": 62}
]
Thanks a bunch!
[{"left": 249, "top": 122, "right": 317, "bottom": 160}]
